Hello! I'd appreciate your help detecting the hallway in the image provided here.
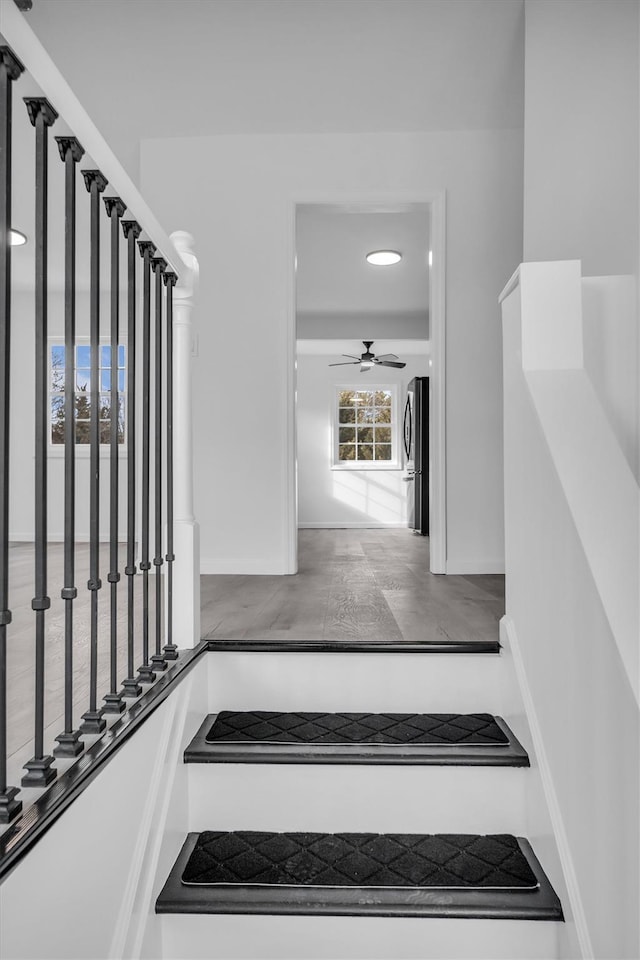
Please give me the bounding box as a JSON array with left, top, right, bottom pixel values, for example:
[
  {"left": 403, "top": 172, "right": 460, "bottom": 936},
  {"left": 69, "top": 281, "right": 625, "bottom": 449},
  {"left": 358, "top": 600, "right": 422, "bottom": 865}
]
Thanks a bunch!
[{"left": 201, "top": 529, "right": 504, "bottom": 644}]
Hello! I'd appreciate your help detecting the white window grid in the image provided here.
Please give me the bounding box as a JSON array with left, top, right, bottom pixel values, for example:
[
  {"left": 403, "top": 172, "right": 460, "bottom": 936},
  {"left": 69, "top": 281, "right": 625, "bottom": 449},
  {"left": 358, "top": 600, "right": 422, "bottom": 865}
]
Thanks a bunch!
[
  {"left": 50, "top": 341, "right": 126, "bottom": 447},
  {"left": 332, "top": 384, "right": 400, "bottom": 470}
]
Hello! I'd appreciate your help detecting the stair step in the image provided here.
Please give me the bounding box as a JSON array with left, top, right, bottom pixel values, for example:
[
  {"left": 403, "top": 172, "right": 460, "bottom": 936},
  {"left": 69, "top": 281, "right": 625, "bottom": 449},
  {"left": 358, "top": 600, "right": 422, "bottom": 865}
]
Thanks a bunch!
[
  {"left": 207, "top": 639, "right": 501, "bottom": 654},
  {"left": 156, "top": 831, "right": 563, "bottom": 921},
  {"left": 184, "top": 712, "right": 529, "bottom": 766}
]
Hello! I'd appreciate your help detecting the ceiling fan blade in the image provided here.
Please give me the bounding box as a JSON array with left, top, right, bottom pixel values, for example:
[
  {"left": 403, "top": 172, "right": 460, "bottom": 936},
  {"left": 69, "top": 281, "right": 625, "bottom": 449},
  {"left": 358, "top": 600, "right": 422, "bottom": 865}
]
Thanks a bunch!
[
  {"left": 375, "top": 353, "right": 399, "bottom": 361},
  {"left": 374, "top": 360, "right": 406, "bottom": 368},
  {"left": 342, "top": 354, "right": 361, "bottom": 360},
  {"left": 329, "top": 361, "right": 360, "bottom": 366}
]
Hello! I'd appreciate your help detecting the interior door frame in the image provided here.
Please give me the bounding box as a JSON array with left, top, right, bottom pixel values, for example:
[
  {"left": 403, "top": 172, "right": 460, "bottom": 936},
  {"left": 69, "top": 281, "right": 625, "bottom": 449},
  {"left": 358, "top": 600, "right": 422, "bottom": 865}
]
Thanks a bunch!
[{"left": 286, "top": 191, "right": 447, "bottom": 575}]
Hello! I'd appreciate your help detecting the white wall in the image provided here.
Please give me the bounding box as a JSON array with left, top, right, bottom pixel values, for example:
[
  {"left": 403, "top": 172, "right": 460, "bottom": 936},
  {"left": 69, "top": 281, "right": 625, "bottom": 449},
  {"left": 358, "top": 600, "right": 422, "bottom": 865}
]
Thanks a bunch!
[
  {"left": 501, "top": 272, "right": 639, "bottom": 959},
  {"left": 296, "top": 350, "right": 429, "bottom": 528},
  {"left": 140, "top": 129, "right": 523, "bottom": 574},
  {"left": 0, "top": 660, "right": 209, "bottom": 960},
  {"left": 523, "top": 0, "right": 639, "bottom": 276}
]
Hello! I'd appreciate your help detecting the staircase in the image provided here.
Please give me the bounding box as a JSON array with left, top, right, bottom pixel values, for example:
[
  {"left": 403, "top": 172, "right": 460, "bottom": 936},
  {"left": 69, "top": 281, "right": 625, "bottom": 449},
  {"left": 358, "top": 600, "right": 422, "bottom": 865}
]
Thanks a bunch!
[{"left": 153, "top": 643, "right": 564, "bottom": 959}]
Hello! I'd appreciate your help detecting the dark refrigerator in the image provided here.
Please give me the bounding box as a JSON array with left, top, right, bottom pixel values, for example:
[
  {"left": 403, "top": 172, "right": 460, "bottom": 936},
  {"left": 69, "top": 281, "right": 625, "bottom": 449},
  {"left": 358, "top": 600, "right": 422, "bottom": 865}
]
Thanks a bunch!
[{"left": 403, "top": 377, "right": 429, "bottom": 535}]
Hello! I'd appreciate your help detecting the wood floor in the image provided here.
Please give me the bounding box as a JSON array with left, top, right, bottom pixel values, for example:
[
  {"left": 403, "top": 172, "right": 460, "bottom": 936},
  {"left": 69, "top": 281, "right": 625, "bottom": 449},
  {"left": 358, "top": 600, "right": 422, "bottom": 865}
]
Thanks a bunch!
[{"left": 201, "top": 529, "right": 505, "bottom": 644}]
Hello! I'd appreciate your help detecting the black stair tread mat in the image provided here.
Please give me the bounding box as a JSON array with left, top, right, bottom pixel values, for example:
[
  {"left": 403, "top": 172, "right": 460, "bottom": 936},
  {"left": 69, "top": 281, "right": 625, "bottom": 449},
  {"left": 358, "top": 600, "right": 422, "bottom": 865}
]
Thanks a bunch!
[
  {"left": 182, "top": 832, "right": 538, "bottom": 890},
  {"left": 157, "top": 834, "right": 563, "bottom": 920},
  {"left": 205, "top": 711, "right": 509, "bottom": 747}
]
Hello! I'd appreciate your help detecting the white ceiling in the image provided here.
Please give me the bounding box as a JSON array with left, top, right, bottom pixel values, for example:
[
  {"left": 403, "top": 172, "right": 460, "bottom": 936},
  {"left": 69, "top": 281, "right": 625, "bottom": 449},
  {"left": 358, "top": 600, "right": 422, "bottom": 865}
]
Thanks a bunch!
[
  {"left": 23, "top": 0, "right": 525, "bottom": 181},
  {"left": 296, "top": 206, "right": 430, "bottom": 317}
]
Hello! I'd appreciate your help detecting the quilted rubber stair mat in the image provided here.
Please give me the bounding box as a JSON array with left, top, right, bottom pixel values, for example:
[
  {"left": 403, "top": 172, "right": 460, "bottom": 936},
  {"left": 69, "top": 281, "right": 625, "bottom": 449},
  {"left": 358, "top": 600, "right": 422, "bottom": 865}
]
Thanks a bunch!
[
  {"left": 156, "top": 831, "right": 564, "bottom": 919},
  {"left": 207, "top": 711, "right": 509, "bottom": 745},
  {"left": 184, "top": 711, "right": 529, "bottom": 766},
  {"left": 183, "top": 832, "right": 537, "bottom": 889}
]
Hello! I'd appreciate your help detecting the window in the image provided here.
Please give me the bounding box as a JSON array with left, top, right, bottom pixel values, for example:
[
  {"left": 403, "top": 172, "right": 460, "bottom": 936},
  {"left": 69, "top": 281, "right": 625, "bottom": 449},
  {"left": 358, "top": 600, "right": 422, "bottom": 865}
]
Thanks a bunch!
[
  {"left": 50, "top": 343, "right": 126, "bottom": 445},
  {"left": 333, "top": 386, "right": 400, "bottom": 469}
]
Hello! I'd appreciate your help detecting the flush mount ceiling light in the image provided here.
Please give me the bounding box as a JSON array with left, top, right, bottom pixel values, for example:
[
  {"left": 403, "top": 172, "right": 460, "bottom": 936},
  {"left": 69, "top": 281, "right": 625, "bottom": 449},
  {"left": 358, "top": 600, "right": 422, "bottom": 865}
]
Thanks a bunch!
[
  {"left": 365, "top": 250, "right": 402, "bottom": 266},
  {"left": 9, "top": 229, "right": 27, "bottom": 246}
]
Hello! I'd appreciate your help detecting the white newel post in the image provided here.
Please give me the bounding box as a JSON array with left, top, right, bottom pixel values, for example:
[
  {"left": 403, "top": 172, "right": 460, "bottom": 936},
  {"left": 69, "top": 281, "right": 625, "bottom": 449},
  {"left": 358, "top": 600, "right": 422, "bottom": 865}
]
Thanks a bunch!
[{"left": 170, "top": 231, "right": 200, "bottom": 647}]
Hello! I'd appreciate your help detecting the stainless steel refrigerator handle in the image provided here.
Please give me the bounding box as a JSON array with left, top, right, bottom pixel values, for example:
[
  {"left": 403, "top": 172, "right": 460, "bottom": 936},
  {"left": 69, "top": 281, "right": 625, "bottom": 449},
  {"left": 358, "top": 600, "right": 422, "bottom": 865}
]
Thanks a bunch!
[{"left": 403, "top": 395, "right": 412, "bottom": 459}]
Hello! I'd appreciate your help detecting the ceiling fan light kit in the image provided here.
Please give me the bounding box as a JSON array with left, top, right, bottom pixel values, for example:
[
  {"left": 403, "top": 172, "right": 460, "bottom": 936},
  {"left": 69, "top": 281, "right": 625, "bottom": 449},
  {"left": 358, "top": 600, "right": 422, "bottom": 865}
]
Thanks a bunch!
[{"left": 329, "top": 341, "right": 406, "bottom": 373}]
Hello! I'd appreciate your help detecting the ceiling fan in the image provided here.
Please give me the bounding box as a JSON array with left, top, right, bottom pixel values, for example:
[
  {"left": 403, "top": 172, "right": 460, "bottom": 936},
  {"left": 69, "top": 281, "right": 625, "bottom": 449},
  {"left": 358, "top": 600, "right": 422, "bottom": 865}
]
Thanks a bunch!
[{"left": 329, "top": 341, "right": 406, "bottom": 372}]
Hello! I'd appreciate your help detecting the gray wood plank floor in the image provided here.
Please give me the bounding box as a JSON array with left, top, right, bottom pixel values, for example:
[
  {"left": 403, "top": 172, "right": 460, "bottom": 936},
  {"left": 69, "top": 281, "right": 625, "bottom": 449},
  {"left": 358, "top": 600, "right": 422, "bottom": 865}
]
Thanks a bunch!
[{"left": 201, "top": 529, "right": 505, "bottom": 645}]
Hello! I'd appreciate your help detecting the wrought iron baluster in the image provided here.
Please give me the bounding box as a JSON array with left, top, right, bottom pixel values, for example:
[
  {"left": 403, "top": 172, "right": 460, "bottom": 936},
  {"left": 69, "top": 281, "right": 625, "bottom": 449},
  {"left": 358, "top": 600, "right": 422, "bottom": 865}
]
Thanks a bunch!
[
  {"left": 22, "top": 97, "right": 58, "bottom": 786},
  {"left": 53, "top": 137, "right": 87, "bottom": 752},
  {"left": 163, "top": 271, "right": 178, "bottom": 660},
  {"left": 102, "top": 197, "right": 126, "bottom": 713},
  {"left": 79, "top": 169, "right": 107, "bottom": 736},
  {"left": 151, "top": 256, "right": 167, "bottom": 672},
  {"left": 121, "top": 220, "right": 142, "bottom": 698},
  {"left": 137, "top": 240, "right": 156, "bottom": 684},
  {"left": 0, "top": 46, "right": 24, "bottom": 825}
]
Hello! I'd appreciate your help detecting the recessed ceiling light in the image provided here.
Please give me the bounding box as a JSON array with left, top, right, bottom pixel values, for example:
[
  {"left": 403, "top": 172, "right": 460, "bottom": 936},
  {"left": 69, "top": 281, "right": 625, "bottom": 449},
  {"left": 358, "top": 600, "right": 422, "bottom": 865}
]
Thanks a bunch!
[
  {"left": 9, "top": 229, "right": 27, "bottom": 246},
  {"left": 366, "top": 250, "right": 401, "bottom": 266}
]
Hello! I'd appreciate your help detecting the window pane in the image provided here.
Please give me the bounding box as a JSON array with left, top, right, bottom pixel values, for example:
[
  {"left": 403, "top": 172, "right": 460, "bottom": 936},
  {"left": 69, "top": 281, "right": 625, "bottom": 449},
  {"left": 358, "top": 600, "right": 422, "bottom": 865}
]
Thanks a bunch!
[
  {"left": 118, "top": 345, "right": 126, "bottom": 367},
  {"left": 76, "top": 368, "right": 90, "bottom": 391},
  {"left": 51, "top": 345, "right": 65, "bottom": 390},
  {"left": 75, "top": 393, "right": 91, "bottom": 419},
  {"left": 356, "top": 406, "right": 375, "bottom": 423},
  {"left": 339, "top": 426, "right": 355, "bottom": 443},
  {"left": 338, "top": 390, "right": 355, "bottom": 406},
  {"left": 338, "top": 444, "right": 356, "bottom": 461},
  {"left": 375, "top": 444, "right": 392, "bottom": 461},
  {"left": 101, "top": 345, "right": 111, "bottom": 367},
  {"left": 374, "top": 406, "right": 391, "bottom": 423},
  {"left": 356, "top": 392, "right": 373, "bottom": 405},
  {"left": 357, "top": 444, "right": 373, "bottom": 460},
  {"left": 375, "top": 426, "right": 391, "bottom": 443},
  {"left": 117, "top": 398, "right": 126, "bottom": 443},
  {"left": 101, "top": 370, "right": 111, "bottom": 391},
  {"left": 357, "top": 426, "right": 373, "bottom": 443},
  {"left": 51, "top": 397, "right": 64, "bottom": 444},
  {"left": 100, "top": 394, "right": 111, "bottom": 418},
  {"left": 99, "top": 420, "right": 111, "bottom": 444},
  {"left": 338, "top": 407, "right": 355, "bottom": 424},
  {"left": 76, "top": 421, "right": 90, "bottom": 444},
  {"left": 375, "top": 390, "right": 392, "bottom": 406},
  {"left": 118, "top": 370, "right": 125, "bottom": 392},
  {"left": 76, "top": 345, "right": 90, "bottom": 367}
]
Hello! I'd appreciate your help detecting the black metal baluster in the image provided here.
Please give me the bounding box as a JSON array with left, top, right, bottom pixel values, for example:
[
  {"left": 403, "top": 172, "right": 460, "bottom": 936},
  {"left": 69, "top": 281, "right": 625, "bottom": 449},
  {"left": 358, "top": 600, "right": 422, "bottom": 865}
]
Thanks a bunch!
[
  {"left": 121, "top": 221, "right": 142, "bottom": 698},
  {"left": 102, "top": 197, "right": 126, "bottom": 713},
  {"left": 79, "top": 169, "right": 107, "bottom": 737},
  {"left": 53, "top": 137, "right": 87, "bottom": 753},
  {"left": 0, "top": 46, "right": 24, "bottom": 824},
  {"left": 162, "top": 271, "right": 178, "bottom": 661},
  {"left": 137, "top": 240, "right": 156, "bottom": 684},
  {"left": 22, "top": 98, "right": 58, "bottom": 786},
  {"left": 150, "top": 256, "right": 167, "bottom": 672}
]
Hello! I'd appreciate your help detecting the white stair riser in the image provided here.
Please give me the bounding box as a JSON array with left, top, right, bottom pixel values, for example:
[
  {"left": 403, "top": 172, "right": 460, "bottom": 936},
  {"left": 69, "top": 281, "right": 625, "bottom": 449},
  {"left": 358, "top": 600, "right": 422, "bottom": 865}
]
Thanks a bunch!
[
  {"left": 187, "top": 764, "right": 528, "bottom": 835},
  {"left": 160, "top": 914, "right": 559, "bottom": 960},
  {"left": 206, "top": 653, "right": 510, "bottom": 714}
]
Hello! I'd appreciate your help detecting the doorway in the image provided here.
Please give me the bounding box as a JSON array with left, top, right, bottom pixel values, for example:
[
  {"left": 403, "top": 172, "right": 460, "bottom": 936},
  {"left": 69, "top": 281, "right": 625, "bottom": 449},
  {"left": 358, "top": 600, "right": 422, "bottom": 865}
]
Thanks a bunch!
[{"left": 290, "top": 198, "right": 446, "bottom": 575}]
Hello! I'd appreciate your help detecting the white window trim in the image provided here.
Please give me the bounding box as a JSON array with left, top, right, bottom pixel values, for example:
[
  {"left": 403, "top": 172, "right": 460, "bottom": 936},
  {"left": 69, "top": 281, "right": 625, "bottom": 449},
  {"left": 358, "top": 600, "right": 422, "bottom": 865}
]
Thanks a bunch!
[
  {"left": 331, "top": 383, "right": 401, "bottom": 471},
  {"left": 48, "top": 336, "right": 128, "bottom": 459}
]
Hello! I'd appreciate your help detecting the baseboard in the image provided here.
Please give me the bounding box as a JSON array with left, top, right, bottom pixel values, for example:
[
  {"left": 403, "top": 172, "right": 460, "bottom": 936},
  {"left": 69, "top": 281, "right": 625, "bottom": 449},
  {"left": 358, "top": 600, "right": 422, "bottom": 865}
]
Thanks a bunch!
[
  {"left": 200, "top": 559, "right": 291, "bottom": 575},
  {"left": 298, "top": 522, "right": 408, "bottom": 529},
  {"left": 500, "top": 616, "right": 593, "bottom": 959},
  {"left": 446, "top": 559, "right": 506, "bottom": 575}
]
